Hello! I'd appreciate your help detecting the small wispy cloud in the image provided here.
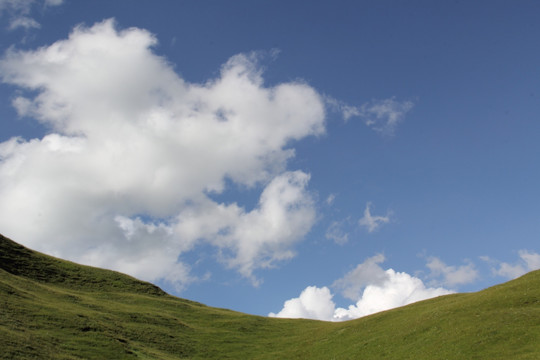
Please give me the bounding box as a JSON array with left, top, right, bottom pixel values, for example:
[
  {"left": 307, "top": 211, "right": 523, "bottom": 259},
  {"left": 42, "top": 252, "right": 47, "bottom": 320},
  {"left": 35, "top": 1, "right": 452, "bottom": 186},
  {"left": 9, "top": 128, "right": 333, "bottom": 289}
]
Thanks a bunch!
[
  {"left": 482, "top": 250, "right": 540, "bottom": 279},
  {"left": 8, "top": 16, "right": 40, "bottom": 30},
  {"left": 325, "top": 219, "right": 350, "bottom": 245},
  {"left": 44, "top": 0, "right": 63, "bottom": 5},
  {"left": 325, "top": 193, "right": 336, "bottom": 205},
  {"left": 358, "top": 202, "right": 390, "bottom": 233},
  {"left": 327, "top": 96, "right": 414, "bottom": 136},
  {"left": 425, "top": 256, "right": 479, "bottom": 288},
  {"left": 359, "top": 97, "right": 414, "bottom": 136},
  {"left": 0, "top": 0, "right": 63, "bottom": 31}
]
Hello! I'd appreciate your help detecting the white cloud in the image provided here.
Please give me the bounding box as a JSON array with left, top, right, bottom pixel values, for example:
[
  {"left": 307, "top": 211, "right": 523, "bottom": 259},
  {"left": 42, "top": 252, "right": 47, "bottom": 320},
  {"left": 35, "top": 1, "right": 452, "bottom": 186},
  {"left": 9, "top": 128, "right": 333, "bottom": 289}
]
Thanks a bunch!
[
  {"left": 268, "top": 286, "right": 336, "bottom": 321},
  {"left": 44, "top": 0, "right": 63, "bottom": 6},
  {"left": 0, "top": 0, "right": 62, "bottom": 13},
  {"left": 425, "top": 257, "right": 479, "bottom": 288},
  {"left": 358, "top": 202, "right": 390, "bottom": 233},
  {"left": 485, "top": 250, "right": 540, "bottom": 279},
  {"left": 325, "top": 219, "right": 349, "bottom": 245},
  {"left": 327, "top": 96, "right": 413, "bottom": 136},
  {"left": 0, "top": 0, "right": 63, "bottom": 31},
  {"left": 0, "top": 0, "right": 33, "bottom": 13},
  {"left": 333, "top": 254, "right": 388, "bottom": 300},
  {"left": 8, "top": 15, "right": 40, "bottom": 30},
  {"left": 520, "top": 250, "right": 540, "bottom": 270},
  {"left": 325, "top": 193, "right": 336, "bottom": 205},
  {"left": 270, "top": 255, "right": 452, "bottom": 321},
  {"left": 360, "top": 97, "right": 414, "bottom": 135},
  {"left": 333, "top": 268, "right": 451, "bottom": 320},
  {"left": 0, "top": 19, "right": 325, "bottom": 289},
  {"left": 175, "top": 171, "right": 316, "bottom": 285}
]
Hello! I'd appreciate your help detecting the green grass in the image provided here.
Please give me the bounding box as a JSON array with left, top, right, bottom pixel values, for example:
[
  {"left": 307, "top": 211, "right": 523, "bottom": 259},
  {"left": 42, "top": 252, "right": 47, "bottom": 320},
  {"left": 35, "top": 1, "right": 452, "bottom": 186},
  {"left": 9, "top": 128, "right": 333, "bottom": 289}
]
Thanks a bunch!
[{"left": 1, "top": 233, "right": 540, "bottom": 359}]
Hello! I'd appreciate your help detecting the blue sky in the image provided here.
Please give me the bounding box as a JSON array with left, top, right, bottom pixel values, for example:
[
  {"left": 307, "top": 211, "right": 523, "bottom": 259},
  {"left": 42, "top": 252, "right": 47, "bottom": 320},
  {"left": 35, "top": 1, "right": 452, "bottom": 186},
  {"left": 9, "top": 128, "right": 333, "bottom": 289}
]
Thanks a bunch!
[{"left": 1, "top": 0, "right": 540, "bottom": 320}]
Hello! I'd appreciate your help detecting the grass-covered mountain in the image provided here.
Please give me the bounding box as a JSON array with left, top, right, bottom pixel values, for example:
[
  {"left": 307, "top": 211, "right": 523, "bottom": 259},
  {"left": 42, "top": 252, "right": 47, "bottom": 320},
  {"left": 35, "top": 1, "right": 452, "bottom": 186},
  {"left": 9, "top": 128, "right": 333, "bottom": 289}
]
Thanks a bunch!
[{"left": 1, "top": 233, "right": 539, "bottom": 359}]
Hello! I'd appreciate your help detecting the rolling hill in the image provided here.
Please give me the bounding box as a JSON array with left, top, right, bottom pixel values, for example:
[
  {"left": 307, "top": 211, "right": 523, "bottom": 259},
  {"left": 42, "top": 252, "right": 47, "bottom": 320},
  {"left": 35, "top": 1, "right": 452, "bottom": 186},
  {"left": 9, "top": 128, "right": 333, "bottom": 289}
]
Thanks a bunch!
[{"left": 1, "top": 233, "right": 539, "bottom": 359}]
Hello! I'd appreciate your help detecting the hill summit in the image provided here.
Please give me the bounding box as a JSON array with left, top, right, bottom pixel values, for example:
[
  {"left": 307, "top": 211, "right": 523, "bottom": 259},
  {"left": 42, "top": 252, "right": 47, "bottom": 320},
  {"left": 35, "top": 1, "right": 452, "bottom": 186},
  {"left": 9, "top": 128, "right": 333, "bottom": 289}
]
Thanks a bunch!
[{"left": 1, "top": 233, "right": 539, "bottom": 359}]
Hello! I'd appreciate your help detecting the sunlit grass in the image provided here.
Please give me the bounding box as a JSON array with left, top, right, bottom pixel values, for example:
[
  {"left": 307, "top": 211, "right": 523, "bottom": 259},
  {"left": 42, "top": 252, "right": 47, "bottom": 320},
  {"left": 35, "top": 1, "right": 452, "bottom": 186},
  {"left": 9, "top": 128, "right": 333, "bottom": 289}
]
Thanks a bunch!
[{"left": 1, "top": 234, "right": 539, "bottom": 359}]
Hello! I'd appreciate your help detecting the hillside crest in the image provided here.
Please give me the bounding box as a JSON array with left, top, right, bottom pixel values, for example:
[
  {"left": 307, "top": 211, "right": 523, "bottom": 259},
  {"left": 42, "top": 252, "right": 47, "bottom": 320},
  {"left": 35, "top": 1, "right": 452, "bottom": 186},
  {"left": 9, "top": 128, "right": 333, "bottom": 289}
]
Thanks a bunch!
[{"left": 1, "top": 233, "right": 539, "bottom": 359}]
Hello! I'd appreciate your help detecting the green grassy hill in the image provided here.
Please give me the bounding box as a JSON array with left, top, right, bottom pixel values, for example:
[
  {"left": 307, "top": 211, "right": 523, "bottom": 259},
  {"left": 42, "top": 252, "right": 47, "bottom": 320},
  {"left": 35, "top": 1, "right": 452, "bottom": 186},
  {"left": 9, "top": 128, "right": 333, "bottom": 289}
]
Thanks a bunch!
[{"left": 1, "top": 233, "right": 539, "bottom": 359}]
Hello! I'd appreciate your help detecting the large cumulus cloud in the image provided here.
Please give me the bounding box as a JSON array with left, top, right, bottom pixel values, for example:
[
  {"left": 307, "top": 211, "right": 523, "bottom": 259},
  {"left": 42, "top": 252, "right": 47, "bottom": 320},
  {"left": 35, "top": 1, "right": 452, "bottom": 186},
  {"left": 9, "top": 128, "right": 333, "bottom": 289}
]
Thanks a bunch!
[{"left": 0, "top": 19, "right": 324, "bottom": 288}]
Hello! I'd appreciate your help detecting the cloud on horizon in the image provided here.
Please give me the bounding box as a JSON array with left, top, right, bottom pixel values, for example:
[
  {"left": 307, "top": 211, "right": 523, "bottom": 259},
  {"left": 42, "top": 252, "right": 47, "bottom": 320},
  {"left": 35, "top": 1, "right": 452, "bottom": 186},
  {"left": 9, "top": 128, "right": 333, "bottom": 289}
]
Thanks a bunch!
[
  {"left": 425, "top": 256, "right": 479, "bottom": 288},
  {"left": 269, "top": 254, "right": 452, "bottom": 321},
  {"left": 482, "top": 250, "right": 540, "bottom": 279}
]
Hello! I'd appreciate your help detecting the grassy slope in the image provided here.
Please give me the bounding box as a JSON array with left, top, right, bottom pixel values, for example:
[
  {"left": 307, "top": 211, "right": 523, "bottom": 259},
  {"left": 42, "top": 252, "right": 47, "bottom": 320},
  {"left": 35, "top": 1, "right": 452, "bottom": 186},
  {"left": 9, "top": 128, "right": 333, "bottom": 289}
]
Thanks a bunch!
[{"left": 1, "top": 234, "right": 539, "bottom": 359}]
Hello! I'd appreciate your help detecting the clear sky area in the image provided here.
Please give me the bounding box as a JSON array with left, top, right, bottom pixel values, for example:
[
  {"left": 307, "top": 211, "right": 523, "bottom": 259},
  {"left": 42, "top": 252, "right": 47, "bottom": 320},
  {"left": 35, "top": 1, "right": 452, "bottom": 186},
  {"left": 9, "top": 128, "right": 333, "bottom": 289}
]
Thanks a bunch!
[{"left": 1, "top": 0, "right": 540, "bottom": 320}]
